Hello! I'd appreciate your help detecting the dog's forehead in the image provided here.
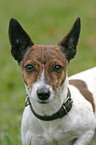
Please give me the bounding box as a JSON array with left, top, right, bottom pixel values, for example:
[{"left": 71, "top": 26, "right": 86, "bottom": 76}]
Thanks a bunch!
[{"left": 22, "top": 45, "right": 66, "bottom": 64}]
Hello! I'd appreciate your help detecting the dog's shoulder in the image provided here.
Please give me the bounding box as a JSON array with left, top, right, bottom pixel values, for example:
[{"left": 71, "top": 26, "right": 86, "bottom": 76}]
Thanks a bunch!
[{"left": 69, "top": 67, "right": 96, "bottom": 113}]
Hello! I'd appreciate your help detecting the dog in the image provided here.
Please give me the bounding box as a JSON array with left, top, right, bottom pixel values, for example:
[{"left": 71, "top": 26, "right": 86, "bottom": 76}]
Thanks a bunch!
[{"left": 9, "top": 17, "right": 96, "bottom": 145}]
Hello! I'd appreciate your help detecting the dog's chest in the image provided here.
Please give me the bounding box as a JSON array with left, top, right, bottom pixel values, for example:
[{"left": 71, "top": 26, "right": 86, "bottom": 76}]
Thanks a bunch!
[{"left": 31, "top": 118, "right": 78, "bottom": 145}]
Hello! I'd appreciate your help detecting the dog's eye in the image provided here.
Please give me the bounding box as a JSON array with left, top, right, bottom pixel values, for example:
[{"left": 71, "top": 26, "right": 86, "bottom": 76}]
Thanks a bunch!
[
  {"left": 25, "top": 64, "right": 34, "bottom": 72},
  {"left": 54, "top": 65, "right": 63, "bottom": 73}
]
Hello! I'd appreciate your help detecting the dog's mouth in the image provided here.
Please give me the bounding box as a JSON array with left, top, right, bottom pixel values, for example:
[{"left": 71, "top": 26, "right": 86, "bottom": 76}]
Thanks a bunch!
[
  {"left": 36, "top": 96, "right": 53, "bottom": 104},
  {"left": 37, "top": 100, "right": 50, "bottom": 104}
]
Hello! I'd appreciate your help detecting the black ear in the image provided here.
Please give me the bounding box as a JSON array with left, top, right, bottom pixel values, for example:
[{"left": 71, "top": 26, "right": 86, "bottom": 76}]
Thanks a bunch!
[
  {"left": 58, "top": 17, "right": 81, "bottom": 61},
  {"left": 9, "top": 18, "right": 34, "bottom": 63}
]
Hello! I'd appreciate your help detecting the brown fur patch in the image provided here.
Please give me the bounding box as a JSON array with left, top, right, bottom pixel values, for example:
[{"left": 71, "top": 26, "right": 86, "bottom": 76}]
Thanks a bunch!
[
  {"left": 20, "top": 45, "right": 68, "bottom": 90},
  {"left": 69, "top": 79, "right": 95, "bottom": 112}
]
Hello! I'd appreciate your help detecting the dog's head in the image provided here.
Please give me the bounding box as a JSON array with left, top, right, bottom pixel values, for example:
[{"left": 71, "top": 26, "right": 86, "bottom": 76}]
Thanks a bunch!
[{"left": 9, "top": 18, "right": 80, "bottom": 113}]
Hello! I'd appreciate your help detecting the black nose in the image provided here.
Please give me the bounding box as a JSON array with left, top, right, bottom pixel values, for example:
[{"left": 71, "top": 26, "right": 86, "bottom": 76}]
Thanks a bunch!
[{"left": 37, "top": 88, "right": 50, "bottom": 101}]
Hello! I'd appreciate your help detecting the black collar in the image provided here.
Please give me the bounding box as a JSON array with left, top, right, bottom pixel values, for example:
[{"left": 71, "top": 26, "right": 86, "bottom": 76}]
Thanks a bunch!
[{"left": 25, "top": 88, "right": 73, "bottom": 121}]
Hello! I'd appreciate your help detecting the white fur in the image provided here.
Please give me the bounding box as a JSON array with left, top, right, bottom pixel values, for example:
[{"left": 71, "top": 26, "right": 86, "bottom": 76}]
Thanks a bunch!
[{"left": 21, "top": 67, "right": 96, "bottom": 145}]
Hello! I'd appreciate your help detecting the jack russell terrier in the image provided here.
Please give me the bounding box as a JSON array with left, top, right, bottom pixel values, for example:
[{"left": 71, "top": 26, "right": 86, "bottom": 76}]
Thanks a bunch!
[{"left": 9, "top": 17, "right": 96, "bottom": 145}]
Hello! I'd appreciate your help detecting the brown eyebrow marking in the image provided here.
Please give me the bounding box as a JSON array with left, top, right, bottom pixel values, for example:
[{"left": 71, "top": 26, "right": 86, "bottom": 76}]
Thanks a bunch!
[{"left": 69, "top": 79, "right": 95, "bottom": 112}]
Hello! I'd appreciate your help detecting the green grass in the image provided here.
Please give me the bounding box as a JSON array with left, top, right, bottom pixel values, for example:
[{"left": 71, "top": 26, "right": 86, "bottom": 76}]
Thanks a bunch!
[{"left": 0, "top": 0, "right": 96, "bottom": 144}]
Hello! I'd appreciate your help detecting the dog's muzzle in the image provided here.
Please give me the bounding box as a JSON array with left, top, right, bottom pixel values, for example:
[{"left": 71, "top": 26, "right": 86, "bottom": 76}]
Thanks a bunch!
[{"left": 37, "top": 87, "right": 50, "bottom": 102}]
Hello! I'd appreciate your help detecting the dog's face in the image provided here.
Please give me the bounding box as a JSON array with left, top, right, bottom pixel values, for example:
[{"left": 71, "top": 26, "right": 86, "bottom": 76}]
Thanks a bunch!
[
  {"left": 9, "top": 18, "right": 80, "bottom": 106},
  {"left": 20, "top": 45, "right": 68, "bottom": 104}
]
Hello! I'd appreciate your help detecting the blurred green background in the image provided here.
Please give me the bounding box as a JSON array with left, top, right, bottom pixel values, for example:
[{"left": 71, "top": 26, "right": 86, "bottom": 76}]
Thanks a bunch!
[{"left": 0, "top": 0, "right": 96, "bottom": 144}]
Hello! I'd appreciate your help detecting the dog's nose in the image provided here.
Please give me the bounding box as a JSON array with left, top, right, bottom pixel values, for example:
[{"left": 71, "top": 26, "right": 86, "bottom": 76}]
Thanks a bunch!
[{"left": 37, "top": 88, "right": 50, "bottom": 101}]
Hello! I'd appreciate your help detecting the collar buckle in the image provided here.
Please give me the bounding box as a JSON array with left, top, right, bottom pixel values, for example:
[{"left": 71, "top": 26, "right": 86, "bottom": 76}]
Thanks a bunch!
[
  {"left": 62, "top": 97, "right": 73, "bottom": 115},
  {"left": 62, "top": 105, "right": 68, "bottom": 115}
]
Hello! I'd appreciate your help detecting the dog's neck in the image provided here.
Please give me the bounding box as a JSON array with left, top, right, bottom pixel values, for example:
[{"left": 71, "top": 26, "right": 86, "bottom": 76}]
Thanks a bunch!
[{"left": 25, "top": 77, "right": 69, "bottom": 116}]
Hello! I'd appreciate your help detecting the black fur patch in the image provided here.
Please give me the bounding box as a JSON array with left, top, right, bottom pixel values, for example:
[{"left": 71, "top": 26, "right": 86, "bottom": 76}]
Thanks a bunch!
[
  {"left": 9, "top": 18, "right": 34, "bottom": 63},
  {"left": 58, "top": 17, "right": 81, "bottom": 61}
]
